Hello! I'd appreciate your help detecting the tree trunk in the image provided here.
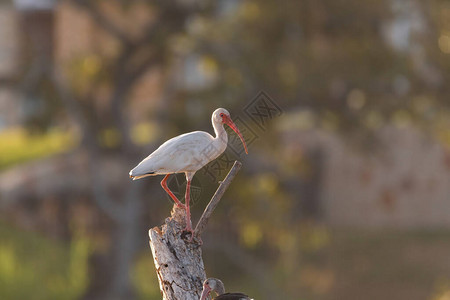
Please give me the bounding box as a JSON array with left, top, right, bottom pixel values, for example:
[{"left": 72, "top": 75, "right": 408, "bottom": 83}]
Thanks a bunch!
[
  {"left": 107, "top": 200, "right": 140, "bottom": 299},
  {"left": 149, "top": 206, "right": 206, "bottom": 300}
]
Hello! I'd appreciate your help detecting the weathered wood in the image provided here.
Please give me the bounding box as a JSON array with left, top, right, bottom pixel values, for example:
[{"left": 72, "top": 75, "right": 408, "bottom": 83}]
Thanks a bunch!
[
  {"left": 149, "top": 206, "right": 206, "bottom": 300},
  {"left": 149, "top": 161, "right": 242, "bottom": 299}
]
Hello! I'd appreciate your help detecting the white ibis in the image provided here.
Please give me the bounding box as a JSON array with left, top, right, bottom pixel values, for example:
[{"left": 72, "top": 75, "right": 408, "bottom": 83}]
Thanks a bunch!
[
  {"left": 200, "top": 278, "right": 253, "bottom": 300},
  {"left": 129, "top": 108, "right": 248, "bottom": 233}
]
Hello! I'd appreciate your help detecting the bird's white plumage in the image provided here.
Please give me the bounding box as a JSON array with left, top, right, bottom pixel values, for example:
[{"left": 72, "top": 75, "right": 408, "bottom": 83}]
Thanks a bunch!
[
  {"left": 129, "top": 130, "right": 226, "bottom": 178},
  {"left": 129, "top": 108, "right": 235, "bottom": 180}
]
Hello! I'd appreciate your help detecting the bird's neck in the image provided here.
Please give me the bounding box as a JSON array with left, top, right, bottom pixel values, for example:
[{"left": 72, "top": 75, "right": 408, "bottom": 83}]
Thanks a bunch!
[
  {"left": 212, "top": 120, "right": 228, "bottom": 145},
  {"left": 215, "top": 281, "right": 226, "bottom": 295}
]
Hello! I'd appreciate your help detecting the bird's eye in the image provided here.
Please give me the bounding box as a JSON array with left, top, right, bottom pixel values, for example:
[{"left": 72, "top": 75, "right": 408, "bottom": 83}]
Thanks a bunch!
[{"left": 220, "top": 113, "right": 224, "bottom": 117}]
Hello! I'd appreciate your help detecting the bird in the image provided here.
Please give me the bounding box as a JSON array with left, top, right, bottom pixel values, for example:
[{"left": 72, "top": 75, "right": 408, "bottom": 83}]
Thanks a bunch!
[
  {"left": 200, "top": 278, "right": 253, "bottom": 300},
  {"left": 129, "top": 108, "right": 248, "bottom": 234}
]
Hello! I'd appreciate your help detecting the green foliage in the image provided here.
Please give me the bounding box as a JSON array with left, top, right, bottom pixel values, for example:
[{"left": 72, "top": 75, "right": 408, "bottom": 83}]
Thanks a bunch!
[
  {"left": 0, "top": 222, "right": 90, "bottom": 300},
  {"left": 132, "top": 253, "right": 161, "bottom": 300},
  {"left": 0, "top": 128, "right": 77, "bottom": 170}
]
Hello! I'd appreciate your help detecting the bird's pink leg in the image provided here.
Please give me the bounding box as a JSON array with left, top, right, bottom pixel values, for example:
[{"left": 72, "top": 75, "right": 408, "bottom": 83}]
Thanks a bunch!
[
  {"left": 184, "top": 179, "right": 193, "bottom": 233},
  {"left": 160, "top": 174, "right": 185, "bottom": 208}
]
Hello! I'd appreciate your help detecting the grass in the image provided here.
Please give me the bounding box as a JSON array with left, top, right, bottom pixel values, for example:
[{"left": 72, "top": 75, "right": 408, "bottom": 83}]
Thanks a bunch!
[
  {"left": 0, "top": 128, "right": 77, "bottom": 170},
  {"left": 0, "top": 221, "right": 90, "bottom": 300},
  {"left": 0, "top": 220, "right": 164, "bottom": 300}
]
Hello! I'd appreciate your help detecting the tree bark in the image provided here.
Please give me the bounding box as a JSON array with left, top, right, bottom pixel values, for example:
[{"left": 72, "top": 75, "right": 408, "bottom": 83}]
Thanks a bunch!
[{"left": 149, "top": 206, "right": 206, "bottom": 300}]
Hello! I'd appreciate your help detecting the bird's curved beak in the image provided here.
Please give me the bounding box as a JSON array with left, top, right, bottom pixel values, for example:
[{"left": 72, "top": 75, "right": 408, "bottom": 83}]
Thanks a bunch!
[
  {"left": 224, "top": 116, "right": 248, "bottom": 154},
  {"left": 200, "top": 285, "right": 212, "bottom": 300}
]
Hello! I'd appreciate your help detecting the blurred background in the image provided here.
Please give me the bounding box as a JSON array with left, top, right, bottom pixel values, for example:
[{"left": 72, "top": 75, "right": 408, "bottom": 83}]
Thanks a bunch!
[{"left": 1, "top": 0, "right": 450, "bottom": 299}]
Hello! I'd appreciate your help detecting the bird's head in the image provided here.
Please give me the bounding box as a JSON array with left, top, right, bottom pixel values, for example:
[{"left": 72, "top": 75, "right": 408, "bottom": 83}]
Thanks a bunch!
[
  {"left": 212, "top": 108, "right": 248, "bottom": 154},
  {"left": 201, "top": 278, "right": 225, "bottom": 300}
]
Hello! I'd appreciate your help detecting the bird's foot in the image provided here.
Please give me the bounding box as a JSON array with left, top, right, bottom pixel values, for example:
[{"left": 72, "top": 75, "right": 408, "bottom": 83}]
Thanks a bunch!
[
  {"left": 181, "top": 227, "right": 193, "bottom": 240},
  {"left": 182, "top": 225, "right": 202, "bottom": 244},
  {"left": 184, "top": 230, "right": 202, "bottom": 245},
  {"left": 183, "top": 226, "right": 193, "bottom": 234}
]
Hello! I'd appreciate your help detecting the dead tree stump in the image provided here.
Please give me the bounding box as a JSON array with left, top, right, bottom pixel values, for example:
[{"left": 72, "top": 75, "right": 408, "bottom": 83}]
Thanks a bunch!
[
  {"left": 149, "top": 206, "right": 205, "bottom": 299},
  {"left": 148, "top": 161, "right": 242, "bottom": 300}
]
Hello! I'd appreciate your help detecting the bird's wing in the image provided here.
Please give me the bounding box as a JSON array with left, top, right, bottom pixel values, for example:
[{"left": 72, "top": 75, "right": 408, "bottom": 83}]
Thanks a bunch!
[{"left": 130, "top": 131, "right": 215, "bottom": 176}]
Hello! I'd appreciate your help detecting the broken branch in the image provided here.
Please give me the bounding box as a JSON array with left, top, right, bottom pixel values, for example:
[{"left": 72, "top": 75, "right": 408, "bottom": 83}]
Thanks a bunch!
[{"left": 194, "top": 161, "right": 242, "bottom": 238}]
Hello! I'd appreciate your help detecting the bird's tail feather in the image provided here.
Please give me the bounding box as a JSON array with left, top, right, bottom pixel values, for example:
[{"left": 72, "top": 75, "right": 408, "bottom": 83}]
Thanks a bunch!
[
  {"left": 129, "top": 170, "right": 155, "bottom": 180},
  {"left": 131, "top": 173, "right": 155, "bottom": 180}
]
